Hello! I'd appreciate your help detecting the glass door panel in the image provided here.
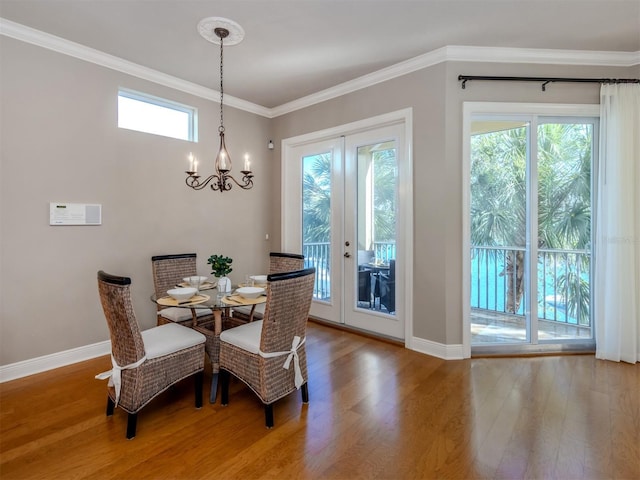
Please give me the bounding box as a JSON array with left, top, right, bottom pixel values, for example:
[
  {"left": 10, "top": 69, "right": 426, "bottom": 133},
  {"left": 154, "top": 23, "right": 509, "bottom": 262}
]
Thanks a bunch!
[
  {"left": 302, "top": 152, "right": 332, "bottom": 303},
  {"left": 536, "top": 121, "right": 593, "bottom": 342},
  {"left": 344, "top": 124, "right": 404, "bottom": 339},
  {"left": 288, "top": 138, "right": 343, "bottom": 324},
  {"left": 355, "top": 140, "right": 397, "bottom": 314},
  {"left": 470, "top": 120, "right": 530, "bottom": 344}
]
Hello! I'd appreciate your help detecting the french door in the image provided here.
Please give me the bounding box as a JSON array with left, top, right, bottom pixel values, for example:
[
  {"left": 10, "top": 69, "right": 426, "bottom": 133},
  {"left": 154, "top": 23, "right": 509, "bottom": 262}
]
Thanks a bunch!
[
  {"left": 282, "top": 111, "right": 412, "bottom": 340},
  {"left": 463, "top": 103, "right": 598, "bottom": 353}
]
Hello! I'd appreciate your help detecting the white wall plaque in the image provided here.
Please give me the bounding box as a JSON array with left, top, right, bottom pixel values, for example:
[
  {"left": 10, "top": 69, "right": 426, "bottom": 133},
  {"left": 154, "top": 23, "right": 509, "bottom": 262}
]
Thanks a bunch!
[{"left": 50, "top": 203, "right": 102, "bottom": 225}]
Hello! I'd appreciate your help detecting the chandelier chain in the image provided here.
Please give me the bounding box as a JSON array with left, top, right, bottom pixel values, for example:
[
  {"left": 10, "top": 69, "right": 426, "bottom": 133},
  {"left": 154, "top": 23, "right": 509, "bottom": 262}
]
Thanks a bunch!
[{"left": 219, "top": 34, "right": 224, "bottom": 133}]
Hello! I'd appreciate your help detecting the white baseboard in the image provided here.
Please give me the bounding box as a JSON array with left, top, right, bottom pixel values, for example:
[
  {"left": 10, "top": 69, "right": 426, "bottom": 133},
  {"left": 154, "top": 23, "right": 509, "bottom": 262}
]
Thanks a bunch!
[
  {"left": 0, "top": 340, "right": 111, "bottom": 383},
  {"left": 1, "top": 334, "right": 467, "bottom": 383},
  {"left": 411, "top": 336, "right": 465, "bottom": 360}
]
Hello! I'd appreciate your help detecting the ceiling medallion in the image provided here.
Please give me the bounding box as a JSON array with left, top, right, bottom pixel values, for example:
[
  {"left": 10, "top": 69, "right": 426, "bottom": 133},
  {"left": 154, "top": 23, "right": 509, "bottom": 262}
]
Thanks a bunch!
[{"left": 197, "top": 17, "right": 245, "bottom": 46}]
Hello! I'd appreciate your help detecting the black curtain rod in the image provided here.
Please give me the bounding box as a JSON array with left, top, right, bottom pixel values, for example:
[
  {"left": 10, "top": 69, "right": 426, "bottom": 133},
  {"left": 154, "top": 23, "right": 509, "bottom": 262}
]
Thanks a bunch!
[{"left": 458, "top": 75, "right": 640, "bottom": 91}]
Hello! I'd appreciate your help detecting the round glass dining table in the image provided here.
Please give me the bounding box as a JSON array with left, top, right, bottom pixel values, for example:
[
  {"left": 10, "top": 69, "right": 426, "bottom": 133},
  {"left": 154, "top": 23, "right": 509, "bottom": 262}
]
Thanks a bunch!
[
  {"left": 151, "top": 287, "right": 266, "bottom": 402},
  {"left": 151, "top": 287, "right": 265, "bottom": 331}
]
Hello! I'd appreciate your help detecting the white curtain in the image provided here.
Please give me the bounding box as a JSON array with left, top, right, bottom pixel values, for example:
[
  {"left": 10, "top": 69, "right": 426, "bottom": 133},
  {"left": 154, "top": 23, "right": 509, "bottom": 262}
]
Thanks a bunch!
[{"left": 595, "top": 83, "right": 640, "bottom": 363}]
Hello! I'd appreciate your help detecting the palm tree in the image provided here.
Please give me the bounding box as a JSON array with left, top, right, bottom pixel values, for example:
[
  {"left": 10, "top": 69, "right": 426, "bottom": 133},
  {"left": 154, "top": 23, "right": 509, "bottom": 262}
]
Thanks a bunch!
[
  {"left": 303, "top": 149, "right": 398, "bottom": 248},
  {"left": 471, "top": 122, "right": 592, "bottom": 322},
  {"left": 373, "top": 148, "right": 397, "bottom": 250},
  {"left": 302, "top": 153, "right": 332, "bottom": 243},
  {"left": 471, "top": 127, "right": 527, "bottom": 313}
]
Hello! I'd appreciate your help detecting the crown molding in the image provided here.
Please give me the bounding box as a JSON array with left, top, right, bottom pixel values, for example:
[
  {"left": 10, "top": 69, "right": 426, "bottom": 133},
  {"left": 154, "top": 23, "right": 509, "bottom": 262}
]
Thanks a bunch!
[
  {"left": 272, "top": 45, "right": 639, "bottom": 116},
  {"left": 444, "top": 45, "right": 640, "bottom": 67},
  {"left": 0, "top": 18, "right": 271, "bottom": 118},
  {"left": 270, "top": 47, "right": 450, "bottom": 117},
  {"left": 2, "top": 17, "right": 638, "bottom": 119}
]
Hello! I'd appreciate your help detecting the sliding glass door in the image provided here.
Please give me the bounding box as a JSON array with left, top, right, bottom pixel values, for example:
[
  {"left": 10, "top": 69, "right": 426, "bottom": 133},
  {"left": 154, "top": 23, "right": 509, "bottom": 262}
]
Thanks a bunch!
[{"left": 467, "top": 109, "right": 597, "bottom": 350}]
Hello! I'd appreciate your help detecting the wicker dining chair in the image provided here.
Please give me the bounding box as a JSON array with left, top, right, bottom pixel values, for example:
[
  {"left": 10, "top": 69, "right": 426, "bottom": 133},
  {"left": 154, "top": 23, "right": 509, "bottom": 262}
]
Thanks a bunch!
[
  {"left": 219, "top": 267, "right": 316, "bottom": 428},
  {"left": 268, "top": 252, "right": 305, "bottom": 274},
  {"left": 151, "top": 253, "right": 214, "bottom": 327},
  {"left": 96, "top": 271, "right": 206, "bottom": 439},
  {"left": 231, "top": 252, "right": 305, "bottom": 326}
]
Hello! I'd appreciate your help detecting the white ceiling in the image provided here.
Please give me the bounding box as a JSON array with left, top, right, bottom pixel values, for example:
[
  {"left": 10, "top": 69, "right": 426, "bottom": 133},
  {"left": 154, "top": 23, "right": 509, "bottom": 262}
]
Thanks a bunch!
[{"left": 1, "top": 0, "right": 639, "bottom": 109}]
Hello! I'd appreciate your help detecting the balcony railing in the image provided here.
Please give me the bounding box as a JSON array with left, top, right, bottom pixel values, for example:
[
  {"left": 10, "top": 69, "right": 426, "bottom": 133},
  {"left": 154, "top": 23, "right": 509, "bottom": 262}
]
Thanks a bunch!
[
  {"left": 471, "top": 245, "right": 591, "bottom": 327},
  {"left": 303, "top": 241, "right": 396, "bottom": 301},
  {"left": 372, "top": 242, "right": 396, "bottom": 264},
  {"left": 303, "top": 242, "right": 331, "bottom": 300}
]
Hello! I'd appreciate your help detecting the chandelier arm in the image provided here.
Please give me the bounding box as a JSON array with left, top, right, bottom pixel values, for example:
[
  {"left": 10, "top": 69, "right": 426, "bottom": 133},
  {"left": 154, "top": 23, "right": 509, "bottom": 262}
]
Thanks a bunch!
[
  {"left": 186, "top": 174, "right": 220, "bottom": 190},
  {"left": 210, "top": 173, "right": 233, "bottom": 192},
  {"left": 227, "top": 173, "right": 254, "bottom": 190}
]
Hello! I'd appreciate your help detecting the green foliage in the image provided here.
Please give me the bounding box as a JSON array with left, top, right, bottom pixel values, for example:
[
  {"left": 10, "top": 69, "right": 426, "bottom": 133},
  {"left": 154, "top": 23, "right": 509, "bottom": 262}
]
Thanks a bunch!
[
  {"left": 471, "top": 122, "right": 593, "bottom": 317},
  {"left": 207, "top": 254, "right": 233, "bottom": 277},
  {"left": 372, "top": 148, "right": 397, "bottom": 242},
  {"left": 302, "top": 153, "right": 332, "bottom": 243},
  {"left": 555, "top": 256, "right": 591, "bottom": 325},
  {"left": 471, "top": 123, "right": 592, "bottom": 250},
  {"left": 301, "top": 148, "right": 398, "bottom": 244}
]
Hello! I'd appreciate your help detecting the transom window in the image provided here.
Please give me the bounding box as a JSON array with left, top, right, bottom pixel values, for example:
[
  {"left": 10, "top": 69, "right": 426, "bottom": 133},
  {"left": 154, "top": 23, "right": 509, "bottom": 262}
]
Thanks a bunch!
[{"left": 117, "top": 89, "right": 197, "bottom": 142}]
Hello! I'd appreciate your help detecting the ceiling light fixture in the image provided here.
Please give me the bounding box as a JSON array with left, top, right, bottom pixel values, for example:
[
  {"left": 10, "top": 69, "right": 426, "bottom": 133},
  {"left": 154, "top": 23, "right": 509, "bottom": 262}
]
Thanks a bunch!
[{"left": 185, "top": 17, "right": 253, "bottom": 193}]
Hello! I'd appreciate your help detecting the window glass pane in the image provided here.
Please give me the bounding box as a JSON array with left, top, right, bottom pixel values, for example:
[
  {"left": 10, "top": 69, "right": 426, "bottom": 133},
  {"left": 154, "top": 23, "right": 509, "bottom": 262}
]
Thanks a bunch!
[
  {"left": 356, "top": 140, "right": 397, "bottom": 314},
  {"left": 470, "top": 122, "right": 529, "bottom": 343},
  {"left": 117, "top": 90, "right": 195, "bottom": 141},
  {"left": 537, "top": 122, "right": 593, "bottom": 333},
  {"left": 302, "top": 152, "right": 332, "bottom": 301}
]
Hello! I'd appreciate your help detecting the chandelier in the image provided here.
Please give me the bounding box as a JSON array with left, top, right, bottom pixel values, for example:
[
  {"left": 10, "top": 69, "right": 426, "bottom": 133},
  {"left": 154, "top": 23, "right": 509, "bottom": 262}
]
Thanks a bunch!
[{"left": 185, "top": 17, "right": 253, "bottom": 192}]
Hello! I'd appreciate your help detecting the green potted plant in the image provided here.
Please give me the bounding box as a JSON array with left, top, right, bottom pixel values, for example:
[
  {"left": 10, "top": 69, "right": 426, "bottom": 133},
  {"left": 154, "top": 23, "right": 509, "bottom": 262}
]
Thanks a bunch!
[{"left": 207, "top": 254, "right": 233, "bottom": 292}]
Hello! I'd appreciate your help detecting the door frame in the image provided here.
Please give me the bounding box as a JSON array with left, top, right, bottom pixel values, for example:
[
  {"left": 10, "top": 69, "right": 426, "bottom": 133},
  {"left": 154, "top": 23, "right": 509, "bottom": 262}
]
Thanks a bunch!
[
  {"left": 282, "top": 108, "right": 414, "bottom": 346},
  {"left": 462, "top": 102, "right": 600, "bottom": 358}
]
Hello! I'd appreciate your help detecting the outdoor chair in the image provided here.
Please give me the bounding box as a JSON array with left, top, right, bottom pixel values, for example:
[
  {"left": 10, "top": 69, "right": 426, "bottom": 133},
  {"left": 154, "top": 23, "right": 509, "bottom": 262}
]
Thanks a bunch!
[
  {"left": 219, "top": 267, "right": 316, "bottom": 428},
  {"left": 358, "top": 268, "right": 373, "bottom": 307},
  {"left": 378, "top": 259, "right": 396, "bottom": 313},
  {"left": 151, "top": 253, "right": 214, "bottom": 326},
  {"left": 96, "top": 270, "right": 206, "bottom": 439}
]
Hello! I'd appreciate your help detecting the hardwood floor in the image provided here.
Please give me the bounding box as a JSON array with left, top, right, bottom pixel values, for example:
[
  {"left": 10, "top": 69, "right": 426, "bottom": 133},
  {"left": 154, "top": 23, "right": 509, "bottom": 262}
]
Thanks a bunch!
[{"left": 1, "top": 322, "right": 638, "bottom": 479}]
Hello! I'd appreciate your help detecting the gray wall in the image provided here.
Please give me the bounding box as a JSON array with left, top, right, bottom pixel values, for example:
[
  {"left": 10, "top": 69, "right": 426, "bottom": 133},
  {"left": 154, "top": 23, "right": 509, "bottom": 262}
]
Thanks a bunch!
[
  {"left": 271, "top": 61, "right": 638, "bottom": 345},
  {"left": 0, "top": 38, "right": 273, "bottom": 365},
  {"left": 1, "top": 33, "right": 637, "bottom": 366}
]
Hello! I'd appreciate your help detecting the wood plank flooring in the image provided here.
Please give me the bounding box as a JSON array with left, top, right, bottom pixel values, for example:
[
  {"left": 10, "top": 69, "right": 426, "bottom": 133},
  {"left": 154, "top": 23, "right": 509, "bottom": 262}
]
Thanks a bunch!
[{"left": 1, "top": 322, "right": 638, "bottom": 479}]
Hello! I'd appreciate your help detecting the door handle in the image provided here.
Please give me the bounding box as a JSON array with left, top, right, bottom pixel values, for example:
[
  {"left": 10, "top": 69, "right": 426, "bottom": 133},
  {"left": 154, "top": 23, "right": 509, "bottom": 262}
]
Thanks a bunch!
[{"left": 344, "top": 252, "right": 351, "bottom": 258}]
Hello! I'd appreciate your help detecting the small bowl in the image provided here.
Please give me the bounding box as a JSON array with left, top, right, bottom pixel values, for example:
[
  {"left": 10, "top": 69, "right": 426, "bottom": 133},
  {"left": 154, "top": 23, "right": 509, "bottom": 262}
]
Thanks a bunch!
[
  {"left": 249, "top": 275, "right": 268, "bottom": 285},
  {"left": 236, "top": 286, "right": 265, "bottom": 299},
  {"left": 183, "top": 276, "right": 208, "bottom": 287},
  {"left": 167, "top": 287, "right": 197, "bottom": 302}
]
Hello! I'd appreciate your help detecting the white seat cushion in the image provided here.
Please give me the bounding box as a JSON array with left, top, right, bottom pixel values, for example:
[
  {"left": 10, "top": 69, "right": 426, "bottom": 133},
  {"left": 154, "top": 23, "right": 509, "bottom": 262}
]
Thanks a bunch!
[
  {"left": 232, "top": 303, "right": 265, "bottom": 320},
  {"left": 219, "top": 320, "right": 263, "bottom": 354},
  {"left": 142, "top": 323, "right": 205, "bottom": 359},
  {"left": 160, "top": 306, "right": 213, "bottom": 322}
]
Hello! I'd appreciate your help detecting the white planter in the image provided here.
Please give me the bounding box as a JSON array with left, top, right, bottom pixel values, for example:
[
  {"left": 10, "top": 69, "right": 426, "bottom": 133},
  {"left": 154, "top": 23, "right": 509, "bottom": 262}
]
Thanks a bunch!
[{"left": 217, "top": 276, "right": 231, "bottom": 293}]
